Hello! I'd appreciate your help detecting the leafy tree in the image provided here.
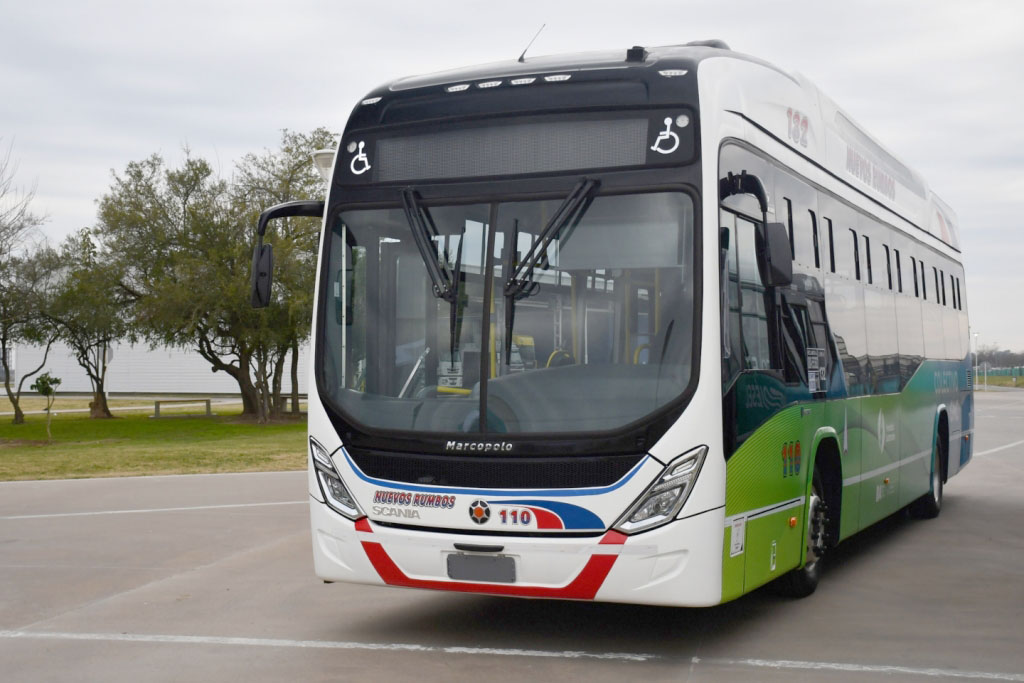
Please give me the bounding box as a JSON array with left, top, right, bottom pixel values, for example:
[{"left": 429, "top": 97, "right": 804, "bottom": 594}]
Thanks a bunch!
[
  {"left": 96, "top": 152, "right": 269, "bottom": 416},
  {"left": 1, "top": 249, "right": 59, "bottom": 423},
  {"left": 232, "top": 128, "right": 336, "bottom": 415},
  {"left": 44, "top": 232, "right": 130, "bottom": 418},
  {"left": 96, "top": 130, "right": 335, "bottom": 420},
  {"left": 30, "top": 371, "right": 61, "bottom": 441}
]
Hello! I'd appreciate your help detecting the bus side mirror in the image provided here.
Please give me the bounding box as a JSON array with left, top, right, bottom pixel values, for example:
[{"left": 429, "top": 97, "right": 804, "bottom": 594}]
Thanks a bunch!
[
  {"left": 761, "top": 221, "right": 793, "bottom": 288},
  {"left": 250, "top": 244, "right": 274, "bottom": 308},
  {"left": 248, "top": 199, "right": 325, "bottom": 309}
]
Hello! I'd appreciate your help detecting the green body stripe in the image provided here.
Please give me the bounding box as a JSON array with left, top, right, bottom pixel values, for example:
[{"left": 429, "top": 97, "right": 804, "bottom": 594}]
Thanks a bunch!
[{"left": 720, "top": 358, "right": 971, "bottom": 603}]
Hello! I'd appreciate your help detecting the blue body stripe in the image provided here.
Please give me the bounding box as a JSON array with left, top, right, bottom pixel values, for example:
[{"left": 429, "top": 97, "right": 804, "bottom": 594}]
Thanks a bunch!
[
  {"left": 499, "top": 499, "right": 604, "bottom": 529},
  {"left": 339, "top": 449, "right": 649, "bottom": 498}
]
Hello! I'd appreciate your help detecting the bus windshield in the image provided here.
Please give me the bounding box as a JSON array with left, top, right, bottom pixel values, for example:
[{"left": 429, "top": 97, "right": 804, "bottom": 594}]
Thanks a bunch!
[{"left": 319, "top": 190, "right": 696, "bottom": 435}]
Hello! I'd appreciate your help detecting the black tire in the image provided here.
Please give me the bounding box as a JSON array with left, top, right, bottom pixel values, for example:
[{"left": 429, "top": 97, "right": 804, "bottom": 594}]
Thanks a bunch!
[
  {"left": 910, "top": 437, "right": 944, "bottom": 519},
  {"left": 776, "top": 469, "right": 828, "bottom": 598}
]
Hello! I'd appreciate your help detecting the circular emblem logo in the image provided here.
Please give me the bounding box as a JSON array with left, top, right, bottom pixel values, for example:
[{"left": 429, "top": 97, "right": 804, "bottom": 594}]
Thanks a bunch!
[{"left": 468, "top": 500, "right": 490, "bottom": 524}]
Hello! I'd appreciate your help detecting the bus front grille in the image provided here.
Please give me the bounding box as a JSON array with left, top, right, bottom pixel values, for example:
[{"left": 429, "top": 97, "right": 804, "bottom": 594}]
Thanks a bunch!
[{"left": 345, "top": 449, "right": 645, "bottom": 489}]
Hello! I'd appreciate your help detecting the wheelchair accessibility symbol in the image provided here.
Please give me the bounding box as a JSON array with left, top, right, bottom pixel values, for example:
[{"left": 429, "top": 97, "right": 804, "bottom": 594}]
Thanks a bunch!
[
  {"left": 349, "top": 141, "right": 371, "bottom": 175},
  {"left": 650, "top": 117, "right": 680, "bottom": 155}
]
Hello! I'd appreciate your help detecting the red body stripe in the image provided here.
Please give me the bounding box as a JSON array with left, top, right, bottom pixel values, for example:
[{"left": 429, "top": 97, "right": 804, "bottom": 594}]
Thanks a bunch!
[
  {"left": 526, "top": 507, "right": 564, "bottom": 530},
  {"left": 354, "top": 517, "right": 372, "bottom": 533},
  {"left": 598, "top": 530, "right": 628, "bottom": 545},
  {"left": 361, "top": 541, "right": 620, "bottom": 600}
]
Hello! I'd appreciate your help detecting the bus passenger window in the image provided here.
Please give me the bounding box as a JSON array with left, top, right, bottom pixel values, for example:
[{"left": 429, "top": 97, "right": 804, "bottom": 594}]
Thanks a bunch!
[
  {"left": 827, "top": 218, "right": 836, "bottom": 273},
  {"left": 910, "top": 256, "right": 918, "bottom": 296},
  {"left": 933, "top": 267, "right": 941, "bottom": 305},
  {"left": 784, "top": 198, "right": 795, "bottom": 258},
  {"left": 883, "top": 245, "right": 893, "bottom": 290},
  {"left": 810, "top": 210, "right": 820, "bottom": 269},
  {"left": 863, "top": 234, "right": 872, "bottom": 284},
  {"left": 895, "top": 249, "right": 903, "bottom": 292},
  {"left": 920, "top": 261, "right": 927, "bottom": 299},
  {"left": 737, "top": 217, "right": 772, "bottom": 370},
  {"left": 850, "top": 229, "right": 860, "bottom": 280}
]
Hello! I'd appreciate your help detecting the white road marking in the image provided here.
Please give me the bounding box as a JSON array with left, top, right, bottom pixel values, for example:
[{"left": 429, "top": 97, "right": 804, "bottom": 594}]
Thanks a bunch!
[
  {"left": 0, "top": 631, "right": 1019, "bottom": 677},
  {"left": 0, "top": 500, "right": 305, "bottom": 520},
  {"left": 974, "top": 438, "right": 1024, "bottom": 457},
  {"left": 0, "top": 630, "right": 656, "bottom": 662},
  {"left": 0, "top": 469, "right": 304, "bottom": 485},
  {"left": 693, "top": 656, "right": 1024, "bottom": 681}
]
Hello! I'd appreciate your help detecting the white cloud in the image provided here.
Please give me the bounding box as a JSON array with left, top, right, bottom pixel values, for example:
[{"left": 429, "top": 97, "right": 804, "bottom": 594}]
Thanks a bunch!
[{"left": 4, "top": 0, "right": 1024, "bottom": 345}]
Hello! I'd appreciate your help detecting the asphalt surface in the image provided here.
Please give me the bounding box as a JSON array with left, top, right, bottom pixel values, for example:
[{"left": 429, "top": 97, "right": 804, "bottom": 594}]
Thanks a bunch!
[{"left": 1, "top": 391, "right": 1022, "bottom": 682}]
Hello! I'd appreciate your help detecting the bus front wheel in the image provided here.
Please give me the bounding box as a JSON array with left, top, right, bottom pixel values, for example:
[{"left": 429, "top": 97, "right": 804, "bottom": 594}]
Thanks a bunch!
[{"left": 776, "top": 469, "right": 828, "bottom": 598}]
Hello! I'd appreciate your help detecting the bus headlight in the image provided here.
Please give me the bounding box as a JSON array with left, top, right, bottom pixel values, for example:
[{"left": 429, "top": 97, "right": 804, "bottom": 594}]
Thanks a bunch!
[
  {"left": 614, "top": 446, "right": 707, "bottom": 534},
  {"left": 310, "top": 437, "right": 363, "bottom": 520}
]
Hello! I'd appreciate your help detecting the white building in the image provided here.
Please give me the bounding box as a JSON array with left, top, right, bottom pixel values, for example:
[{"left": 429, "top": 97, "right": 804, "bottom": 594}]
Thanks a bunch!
[{"left": 7, "top": 342, "right": 309, "bottom": 395}]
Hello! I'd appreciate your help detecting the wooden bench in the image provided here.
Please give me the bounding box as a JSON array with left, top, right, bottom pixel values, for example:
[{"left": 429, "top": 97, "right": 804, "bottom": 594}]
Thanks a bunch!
[{"left": 153, "top": 398, "right": 212, "bottom": 418}]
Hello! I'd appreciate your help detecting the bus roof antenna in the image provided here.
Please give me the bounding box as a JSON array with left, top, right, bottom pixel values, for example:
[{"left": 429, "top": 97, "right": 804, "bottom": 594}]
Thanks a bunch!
[{"left": 518, "top": 24, "right": 546, "bottom": 63}]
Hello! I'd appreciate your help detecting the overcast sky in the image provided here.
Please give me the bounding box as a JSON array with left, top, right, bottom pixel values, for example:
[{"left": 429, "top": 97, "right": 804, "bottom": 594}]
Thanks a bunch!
[{"left": 3, "top": 0, "right": 1023, "bottom": 349}]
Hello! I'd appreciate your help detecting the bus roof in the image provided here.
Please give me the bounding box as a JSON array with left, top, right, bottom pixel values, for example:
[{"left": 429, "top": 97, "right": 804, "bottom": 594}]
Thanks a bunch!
[{"left": 349, "top": 42, "right": 960, "bottom": 251}]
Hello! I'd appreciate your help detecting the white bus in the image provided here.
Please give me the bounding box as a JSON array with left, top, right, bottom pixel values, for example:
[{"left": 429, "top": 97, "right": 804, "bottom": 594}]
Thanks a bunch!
[{"left": 252, "top": 40, "right": 971, "bottom": 605}]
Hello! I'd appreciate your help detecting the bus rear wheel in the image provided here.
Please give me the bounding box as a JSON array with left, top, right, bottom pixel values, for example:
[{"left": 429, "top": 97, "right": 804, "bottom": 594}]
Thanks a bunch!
[
  {"left": 910, "top": 437, "right": 944, "bottom": 519},
  {"left": 776, "top": 469, "right": 828, "bottom": 598}
]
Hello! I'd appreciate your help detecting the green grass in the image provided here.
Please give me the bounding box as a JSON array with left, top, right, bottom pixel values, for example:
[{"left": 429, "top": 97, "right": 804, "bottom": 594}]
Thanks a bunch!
[
  {"left": 0, "top": 409, "right": 307, "bottom": 481},
  {"left": 975, "top": 375, "right": 1024, "bottom": 389}
]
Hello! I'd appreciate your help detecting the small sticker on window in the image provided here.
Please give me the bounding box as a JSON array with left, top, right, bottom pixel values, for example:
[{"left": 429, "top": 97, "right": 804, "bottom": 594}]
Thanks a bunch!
[{"left": 806, "top": 348, "right": 827, "bottom": 392}]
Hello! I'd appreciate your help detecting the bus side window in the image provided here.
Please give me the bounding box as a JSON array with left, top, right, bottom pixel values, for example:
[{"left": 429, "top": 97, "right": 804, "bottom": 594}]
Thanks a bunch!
[
  {"left": 736, "top": 216, "right": 773, "bottom": 371},
  {"left": 894, "top": 249, "right": 903, "bottom": 292},
  {"left": 850, "top": 229, "right": 860, "bottom": 280},
  {"left": 920, "top": 260, "right": 927, "bottom": 300},
  {"left": 862, "top": 233, "right": 872, "bottom": 284},
  {"left": 720, "top": 213, "right": 743, "bottom": 385},
  {"left": 810, "top": 210, "right": 820, "bottom": 269},
  {"left": 780, "top": 298, "right": 808, "bottom": 383},
  {"left": 911, "top": 256, "right": 919, "bottom": 296},
  {"left": 784, "top": 197, "right": 795, "bottom": 258},
  {"left": 827, "top": 218, "right": 836, "bottom": 273},
  {"left": 883, "top": 244, "right": 893, "bottom": 290}
]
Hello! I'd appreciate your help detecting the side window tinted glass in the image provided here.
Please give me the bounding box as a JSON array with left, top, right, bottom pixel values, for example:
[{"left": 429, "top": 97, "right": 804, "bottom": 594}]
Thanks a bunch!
[{"left": 737, "top": 216, "right": 772, "bottom": 370}]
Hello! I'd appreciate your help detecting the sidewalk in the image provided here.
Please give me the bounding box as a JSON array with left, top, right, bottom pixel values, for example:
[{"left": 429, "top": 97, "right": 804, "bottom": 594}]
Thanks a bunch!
[{"left": 0, "top": 399, "right": 244, "bottom": 417}]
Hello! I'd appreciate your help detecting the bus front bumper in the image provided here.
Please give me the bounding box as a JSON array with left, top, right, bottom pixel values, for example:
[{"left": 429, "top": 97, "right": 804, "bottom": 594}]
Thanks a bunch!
[{"left": 310, "top": 498, "right": 724, "bottom": 607}]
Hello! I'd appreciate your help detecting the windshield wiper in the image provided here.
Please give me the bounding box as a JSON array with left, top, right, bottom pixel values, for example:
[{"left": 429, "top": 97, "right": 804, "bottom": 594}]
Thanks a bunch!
[
  {"left": 401, "top": 188, "right": 465, "bottom": 369},
  {"left": 502, "top": 178, "right": 600, "bottom": 363},
  {"left": 401, "top": 188, "right": 457, "bottom": 304}
]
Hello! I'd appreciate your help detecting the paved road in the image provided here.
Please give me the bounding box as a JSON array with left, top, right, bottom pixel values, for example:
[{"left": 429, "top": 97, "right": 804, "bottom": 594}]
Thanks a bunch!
[{"left": 2, "top": 393, "right": 1022, "bottom": 682}]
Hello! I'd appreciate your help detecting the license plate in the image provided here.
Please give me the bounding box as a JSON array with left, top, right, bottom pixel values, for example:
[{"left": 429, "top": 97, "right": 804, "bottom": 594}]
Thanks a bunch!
[{"left": 446, "top": 553, "right": 516, "bottom": 583}]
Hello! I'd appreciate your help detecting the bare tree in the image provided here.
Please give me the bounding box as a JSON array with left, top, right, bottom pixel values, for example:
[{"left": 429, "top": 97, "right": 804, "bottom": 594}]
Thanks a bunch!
[
  {"left": 0, "top": 139, "right": 50, "bottom": 423},
  {"left": 0, "top": 139, "right": 44, "bottom": 258}
]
